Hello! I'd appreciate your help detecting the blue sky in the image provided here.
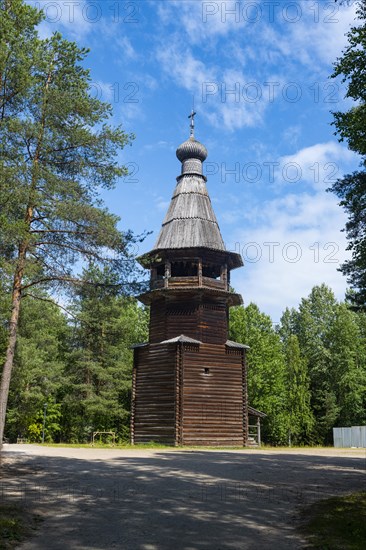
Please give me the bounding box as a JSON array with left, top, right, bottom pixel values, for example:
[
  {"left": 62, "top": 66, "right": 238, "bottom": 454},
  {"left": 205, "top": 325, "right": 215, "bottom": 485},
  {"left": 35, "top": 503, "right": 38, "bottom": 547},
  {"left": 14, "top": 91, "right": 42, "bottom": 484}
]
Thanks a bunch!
[{"left": 31, "top": 0, "right": 361, "bottom": 321}]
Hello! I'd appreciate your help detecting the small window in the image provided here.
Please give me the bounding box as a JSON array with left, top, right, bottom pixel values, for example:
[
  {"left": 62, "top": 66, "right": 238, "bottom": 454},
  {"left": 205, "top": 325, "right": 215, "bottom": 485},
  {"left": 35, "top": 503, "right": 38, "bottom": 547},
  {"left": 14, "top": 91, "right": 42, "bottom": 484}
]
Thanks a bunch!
[{"left": 203, "top": 368, "right": 210, "bottom": 375}]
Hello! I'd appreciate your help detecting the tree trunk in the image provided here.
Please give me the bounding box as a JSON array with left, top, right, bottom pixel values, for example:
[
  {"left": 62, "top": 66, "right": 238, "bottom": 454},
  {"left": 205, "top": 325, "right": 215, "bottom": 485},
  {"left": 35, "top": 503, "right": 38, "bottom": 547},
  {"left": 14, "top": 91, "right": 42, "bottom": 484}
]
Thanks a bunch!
[
  {"left": 0, "top": 246, "right": 26, "bottom": 449},
  {"left": 0, "top": 66, "right": 51, "bottom": 449}
]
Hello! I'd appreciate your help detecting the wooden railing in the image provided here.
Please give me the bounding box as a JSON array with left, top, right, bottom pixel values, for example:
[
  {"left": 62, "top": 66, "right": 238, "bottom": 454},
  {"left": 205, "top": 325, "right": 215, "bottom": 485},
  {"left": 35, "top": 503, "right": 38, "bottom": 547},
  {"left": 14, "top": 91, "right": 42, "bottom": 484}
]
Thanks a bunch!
[
  {"left": 150, "top": 276, "right": 227, "bottom": 291},
  {"left": 201, "top": 277, "right": 226, "bottom": 290},
  {"left": 169, "top": 276, "right": 199, "bottom": 287}
]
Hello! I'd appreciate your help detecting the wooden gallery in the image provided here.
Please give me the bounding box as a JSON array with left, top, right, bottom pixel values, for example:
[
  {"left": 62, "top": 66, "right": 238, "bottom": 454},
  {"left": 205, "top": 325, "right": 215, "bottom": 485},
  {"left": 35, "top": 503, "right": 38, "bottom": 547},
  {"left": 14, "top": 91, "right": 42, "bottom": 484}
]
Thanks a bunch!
[{"left": 131, "top": 114, "right": 265, "bottom": 446}]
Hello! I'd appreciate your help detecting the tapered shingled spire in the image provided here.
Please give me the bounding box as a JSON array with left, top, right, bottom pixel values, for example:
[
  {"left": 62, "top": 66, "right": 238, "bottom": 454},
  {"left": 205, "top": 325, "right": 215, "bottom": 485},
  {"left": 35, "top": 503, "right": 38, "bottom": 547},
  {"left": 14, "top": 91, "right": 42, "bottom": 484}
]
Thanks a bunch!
[{"left": 154, "top": 121, "right": 226, "bottom": 252}]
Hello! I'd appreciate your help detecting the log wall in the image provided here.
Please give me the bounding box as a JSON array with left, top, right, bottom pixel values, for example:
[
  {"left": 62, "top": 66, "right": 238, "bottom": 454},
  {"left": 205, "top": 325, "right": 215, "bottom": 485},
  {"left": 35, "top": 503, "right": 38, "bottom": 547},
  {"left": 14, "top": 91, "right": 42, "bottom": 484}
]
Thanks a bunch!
[
  {"left": 181, "top": 343, "right": 246, "bottom": 446},
  {"left": 149, "top": 296, "right": 228, "bottom": 344},
  {"left": 132, "top": 341, "right": 248, "bottom": 446},
  {"left": 132, "top": 344, "right": 176, "bottom": 444}
]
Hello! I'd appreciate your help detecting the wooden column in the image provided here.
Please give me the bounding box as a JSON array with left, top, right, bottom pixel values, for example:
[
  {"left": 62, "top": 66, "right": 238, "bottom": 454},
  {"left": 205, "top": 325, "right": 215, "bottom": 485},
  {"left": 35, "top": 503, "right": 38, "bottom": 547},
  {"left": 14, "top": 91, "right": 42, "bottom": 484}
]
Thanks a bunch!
[
  {"left": 175, "top": 342, "right": 184, "bottom": 446},
  {"left": 221, "top": 264, "right": 228, "bottom": 289},
  {"left": 150, "top": 267, "right": 157, "bottom": 289},
  {"left": 130, "top": 356, "right": 137, "bottom": 445},
  {"left": 198, "top": 258, "right": 202, "bottom": 286},
  {"left": 164, "top": 261, "right": 171, "bottom": 288},
  {"left": 257, "top": 417, "right": 261, "bottom": 447},
  {"left": 242, "top": 349, "right": 249, "bottom": 446}
]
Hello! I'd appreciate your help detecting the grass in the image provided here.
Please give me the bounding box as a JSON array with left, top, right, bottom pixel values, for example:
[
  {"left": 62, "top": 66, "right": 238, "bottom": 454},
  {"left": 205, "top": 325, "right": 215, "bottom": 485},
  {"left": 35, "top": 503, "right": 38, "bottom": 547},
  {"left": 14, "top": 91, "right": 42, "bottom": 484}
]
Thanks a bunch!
[
  {"left": 300, "top": 491, "right": 366, "bottom": 549},
  {"left": 31, "top": 442, "right": 337, "bottom": 451},
  {"left": 0, "top": 504, "right": 42, "bottom": 549},
  {"left": 38, "top": 441, "right": 171, "bottom": 449}
]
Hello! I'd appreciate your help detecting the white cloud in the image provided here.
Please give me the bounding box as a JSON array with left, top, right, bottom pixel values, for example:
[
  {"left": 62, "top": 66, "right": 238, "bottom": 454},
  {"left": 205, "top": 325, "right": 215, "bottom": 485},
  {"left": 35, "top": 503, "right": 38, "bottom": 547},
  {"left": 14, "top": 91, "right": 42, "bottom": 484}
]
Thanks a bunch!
[
  {"left": 157, "top": 42, "right": 216, "bottom": 92},
  {"left": 155, "top": 0, "right": 248, "bottom": 43},
  {"left": 155, "top": 0, "right": 357, "bottom": 69},
  {"left": 153, "top": 0, "right": 358, "bottom": 122},
  {"left": 36, "top": 0, "right": 94, "bottom": 40},
  {"left": 115, "top": 103, "right": 145, "bottom": 131},
  {"left": 153, "top": 1, "right": 358, "bottom": 132},
  {"left": 278, "top": 142, "right": 359, "bottom": 191},
  {"left": 156, "top": 44, "right": 271, "bottom": 131},
  {"left": 115, "top": 36, "right": 137, "bottom": 60},
  {"left": 282, "top": 125, "right": 302, "bottom": 148},
  {"left": 91, "top": 80, "right": 114, "bottom": 103},
  {"left": 143, "top": 141, "right": 174, "bottom": 152},
  {"left": 230, "top": 191, "right": 351, "bottom": 321},
  {"left": 284, "top": 0, "right": 357, "bottom": 67}
]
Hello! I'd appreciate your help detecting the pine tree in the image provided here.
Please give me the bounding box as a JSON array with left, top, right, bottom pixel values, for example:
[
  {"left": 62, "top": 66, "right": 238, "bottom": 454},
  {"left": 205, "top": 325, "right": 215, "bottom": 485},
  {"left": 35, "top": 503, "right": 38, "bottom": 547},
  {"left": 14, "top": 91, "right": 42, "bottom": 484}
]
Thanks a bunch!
[
  {"left": 0, "top": 2, "right": 140, "bottom": 446},
  {"left": 329, "top": 303, "right": 366, "bottom": 426},
  {"left": 5, "top": 292, "right": 68, "bottom": 442},
  {"left": 61, "top": 265, "right": 149, "bottom": 442},
  {"left": 0, "top": 0, "right": 42, "bottom": 118},
  {"left": 329, "top": 0, "right": 366, "bottom": 309}
]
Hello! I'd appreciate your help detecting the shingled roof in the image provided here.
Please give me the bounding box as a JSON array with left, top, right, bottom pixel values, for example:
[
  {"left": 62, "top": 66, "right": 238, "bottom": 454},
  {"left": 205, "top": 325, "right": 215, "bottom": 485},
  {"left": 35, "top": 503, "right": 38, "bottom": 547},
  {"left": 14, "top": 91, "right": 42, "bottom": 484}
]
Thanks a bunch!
[{"left": 153, "top": 135, "right": 226, "bottom": 252}]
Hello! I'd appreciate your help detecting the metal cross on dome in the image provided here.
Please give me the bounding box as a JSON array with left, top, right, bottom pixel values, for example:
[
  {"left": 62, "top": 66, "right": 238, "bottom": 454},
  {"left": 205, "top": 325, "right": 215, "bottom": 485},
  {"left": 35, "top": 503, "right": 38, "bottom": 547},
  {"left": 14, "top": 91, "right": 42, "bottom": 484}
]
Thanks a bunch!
[{"left": 188, "top": 109, "right": 196, "bottom": 137}]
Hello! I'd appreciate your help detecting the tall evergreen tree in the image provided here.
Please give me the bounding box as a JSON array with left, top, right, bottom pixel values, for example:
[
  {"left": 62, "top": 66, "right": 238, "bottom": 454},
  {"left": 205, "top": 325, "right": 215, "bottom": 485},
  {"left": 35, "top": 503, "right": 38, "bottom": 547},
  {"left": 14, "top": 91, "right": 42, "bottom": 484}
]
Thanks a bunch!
[
  {"left": 61, "top": 265, "right": 149, "bottom": 442},
  {"left": 329, "top": 303, "right": 366, "bottom": 426},
  {"left": 0, "top": 2, "right": 140, "bottom": 446},
  {"left": 0, "top": 0, "right": 42, "bottom": 118},
  {"left": 329, "top": 0, "right": 366, "bottom": 309},
  {"left": 5, "top": 293, "right": 68, "bottom": 442},
  {"left": 283, "top": 334, "right": 314, "bottom": 445}
]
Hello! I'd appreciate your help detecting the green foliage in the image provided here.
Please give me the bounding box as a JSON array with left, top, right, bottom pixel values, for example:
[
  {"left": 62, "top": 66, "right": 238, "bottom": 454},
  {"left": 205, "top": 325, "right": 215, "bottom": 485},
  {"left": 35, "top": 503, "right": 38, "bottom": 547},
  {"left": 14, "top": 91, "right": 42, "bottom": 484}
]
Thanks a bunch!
[
  {"left": 5, "top": 294, "right": 68, "bottom": 441},
  {"left": 280, "top": 284, "right": 366, "bottom": 444},
  {"left": 296, "top": 285, "right": 339, "bottom": 443},
  {"left": 329, "top": 303, "right": 366, "bottom": 426},
  {"left": 329, "top": 0, "right": 366, "bottom": 309},
  {"left": 329, "top": 171, "right": 366, "bottom": 309},
  {"left": 60, "top": 264, "right": 149, "bottom": 443},
  {"left": 230, "top": 303, "right": 290, "bottom": 445},
  {"left": 0, "top": 0, "right": 144, "bottom": 447},
  {"left": 283, "top": 335, "right": 315, "bottom": 445},
  {"left": 0, "top": 26, "right": 138, "bottom": 292},
  {"left": 0, "top": 0, "right": 43, "bottom": 118},
  {"left": 230, "top": 285, "right": 366, "bottom": 446},
  {"left": 0, "top": 504, "right": 41, "bottom": 549},
  {"left": 2, "top": 274, "right": 149, "bottom": 443},
  {"left": 2, "top": 279, "right": 365, "bottom": 446},
  {"left": 26, "top": 402, "right": 61, "bottom": 443},
  {"left": 331, "top": 0, "right": 366, "bottom": 157}
]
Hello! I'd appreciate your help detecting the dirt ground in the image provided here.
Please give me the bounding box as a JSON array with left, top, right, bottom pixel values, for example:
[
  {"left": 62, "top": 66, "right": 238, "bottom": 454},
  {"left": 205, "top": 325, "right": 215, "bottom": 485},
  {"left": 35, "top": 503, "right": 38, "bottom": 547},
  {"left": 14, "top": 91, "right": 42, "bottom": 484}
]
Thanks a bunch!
[{"left": 1, "top": 444, "right": 365, "bottom": 550}]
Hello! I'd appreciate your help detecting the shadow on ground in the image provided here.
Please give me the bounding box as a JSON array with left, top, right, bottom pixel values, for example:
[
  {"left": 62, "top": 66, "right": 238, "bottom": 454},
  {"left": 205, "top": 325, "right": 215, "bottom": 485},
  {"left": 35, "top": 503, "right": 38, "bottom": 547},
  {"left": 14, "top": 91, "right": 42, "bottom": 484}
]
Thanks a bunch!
[{"left": 1, "top": 450, "right": 365, "bottom": 550}]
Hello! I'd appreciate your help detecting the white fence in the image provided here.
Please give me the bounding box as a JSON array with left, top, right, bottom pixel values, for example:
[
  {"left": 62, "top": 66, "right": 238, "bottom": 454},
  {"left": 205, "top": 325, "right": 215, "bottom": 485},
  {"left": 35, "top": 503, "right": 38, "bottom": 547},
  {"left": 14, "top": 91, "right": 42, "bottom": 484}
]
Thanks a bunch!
[{"left": 333, "top": 426, "right": 366, "bottom": 448}]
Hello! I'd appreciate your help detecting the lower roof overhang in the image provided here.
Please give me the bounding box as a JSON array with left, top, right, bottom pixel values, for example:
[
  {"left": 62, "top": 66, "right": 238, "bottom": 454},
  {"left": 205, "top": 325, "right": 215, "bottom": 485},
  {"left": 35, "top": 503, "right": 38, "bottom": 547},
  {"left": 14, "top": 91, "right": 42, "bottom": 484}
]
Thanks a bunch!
[
  {"left": 137, "top": 285, "right": 243, "bottom": 307},
  {"left": 137, "top": 247, "right": 243, "bottom": 271}
]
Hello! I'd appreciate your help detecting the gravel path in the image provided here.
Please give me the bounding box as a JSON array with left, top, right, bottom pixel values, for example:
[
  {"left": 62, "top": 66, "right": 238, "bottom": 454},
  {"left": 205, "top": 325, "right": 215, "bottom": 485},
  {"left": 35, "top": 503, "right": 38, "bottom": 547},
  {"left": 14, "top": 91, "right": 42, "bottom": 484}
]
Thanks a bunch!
[{"left": 1, "top": 445, "right": 365, "bottom": 550}]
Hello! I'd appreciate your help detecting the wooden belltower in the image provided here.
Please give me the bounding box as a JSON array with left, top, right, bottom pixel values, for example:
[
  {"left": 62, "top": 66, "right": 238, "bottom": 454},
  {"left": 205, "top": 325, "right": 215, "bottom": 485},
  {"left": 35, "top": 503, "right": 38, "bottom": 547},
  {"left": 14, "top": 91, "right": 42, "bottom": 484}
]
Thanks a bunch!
[{"left": 131, "top": 113, "right": 249, "bottom": 446}]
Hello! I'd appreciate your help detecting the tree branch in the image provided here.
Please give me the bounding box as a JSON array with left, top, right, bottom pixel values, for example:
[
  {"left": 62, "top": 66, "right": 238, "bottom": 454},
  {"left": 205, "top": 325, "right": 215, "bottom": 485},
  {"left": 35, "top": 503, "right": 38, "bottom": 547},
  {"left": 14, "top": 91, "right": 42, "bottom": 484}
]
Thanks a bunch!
[
  {"left": 22, "top": 292, "right": 76, "bottom": 319},
  {"left": 21, "top": 276, "right": 85, "bottom": 291}
]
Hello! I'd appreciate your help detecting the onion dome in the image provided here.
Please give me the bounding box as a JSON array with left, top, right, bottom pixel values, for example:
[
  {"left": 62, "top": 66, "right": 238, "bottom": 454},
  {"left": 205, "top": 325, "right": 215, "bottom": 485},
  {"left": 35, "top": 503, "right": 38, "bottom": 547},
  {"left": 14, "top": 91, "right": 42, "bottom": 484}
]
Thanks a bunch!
[{"left": 176, "top": 137, "right": 208, "bottom": 162}]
